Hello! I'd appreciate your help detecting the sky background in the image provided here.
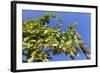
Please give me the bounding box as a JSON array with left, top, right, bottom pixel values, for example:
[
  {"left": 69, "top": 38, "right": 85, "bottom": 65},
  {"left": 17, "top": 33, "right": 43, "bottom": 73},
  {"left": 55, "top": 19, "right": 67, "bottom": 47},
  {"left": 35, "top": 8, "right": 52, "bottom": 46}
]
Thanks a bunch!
[{"left": 22, "top": 10, "right": 91, "bottom": 61}]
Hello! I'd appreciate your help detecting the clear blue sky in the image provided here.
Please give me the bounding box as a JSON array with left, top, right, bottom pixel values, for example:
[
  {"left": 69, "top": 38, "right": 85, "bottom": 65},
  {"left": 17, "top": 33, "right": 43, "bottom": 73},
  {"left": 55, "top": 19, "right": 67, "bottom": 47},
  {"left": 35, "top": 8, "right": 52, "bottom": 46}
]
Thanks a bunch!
[{"left": 22, "top": 10, "right": 91, "bottom": 61}]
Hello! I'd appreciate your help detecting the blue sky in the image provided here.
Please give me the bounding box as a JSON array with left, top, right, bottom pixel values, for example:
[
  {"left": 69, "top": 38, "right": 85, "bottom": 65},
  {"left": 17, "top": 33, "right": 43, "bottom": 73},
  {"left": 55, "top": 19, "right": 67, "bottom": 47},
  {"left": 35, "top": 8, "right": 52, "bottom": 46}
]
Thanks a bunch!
[{"left": 22, "top": 10, "right": 91, "bottom": 61}]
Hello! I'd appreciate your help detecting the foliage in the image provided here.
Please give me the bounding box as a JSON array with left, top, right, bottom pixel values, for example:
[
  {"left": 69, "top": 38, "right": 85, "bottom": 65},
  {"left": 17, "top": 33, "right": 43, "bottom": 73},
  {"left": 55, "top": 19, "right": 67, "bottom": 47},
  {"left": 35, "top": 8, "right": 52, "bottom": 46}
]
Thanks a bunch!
[{"left": 22, "top": 13, "right": 90, "bottom": 62}]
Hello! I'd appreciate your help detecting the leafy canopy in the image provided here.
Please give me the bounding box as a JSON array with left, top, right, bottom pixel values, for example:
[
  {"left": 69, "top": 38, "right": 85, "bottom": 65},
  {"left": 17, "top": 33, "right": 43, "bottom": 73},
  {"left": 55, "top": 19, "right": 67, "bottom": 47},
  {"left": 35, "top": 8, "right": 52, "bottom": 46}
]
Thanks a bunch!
[{"left": 22, "top": 13, "right": 90, "bottom": 63}]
